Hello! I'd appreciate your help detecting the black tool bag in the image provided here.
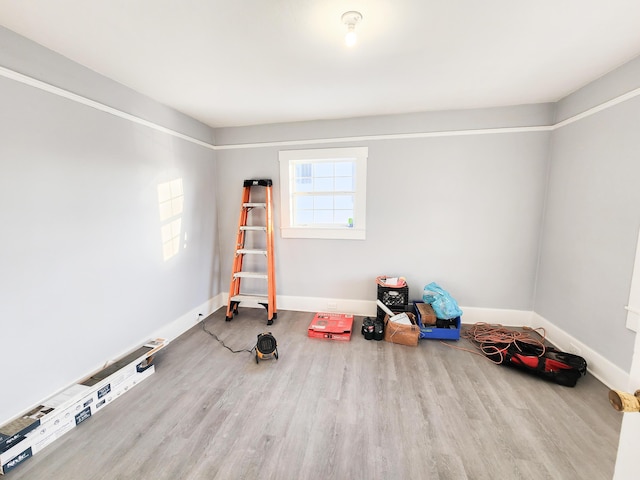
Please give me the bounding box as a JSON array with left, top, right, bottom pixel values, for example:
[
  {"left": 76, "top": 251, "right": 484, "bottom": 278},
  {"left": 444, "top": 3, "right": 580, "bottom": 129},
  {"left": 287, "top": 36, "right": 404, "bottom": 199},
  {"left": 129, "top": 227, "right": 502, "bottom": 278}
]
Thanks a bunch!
[{"left": 501, "top": 343, "right": 587, "bottom": 387}]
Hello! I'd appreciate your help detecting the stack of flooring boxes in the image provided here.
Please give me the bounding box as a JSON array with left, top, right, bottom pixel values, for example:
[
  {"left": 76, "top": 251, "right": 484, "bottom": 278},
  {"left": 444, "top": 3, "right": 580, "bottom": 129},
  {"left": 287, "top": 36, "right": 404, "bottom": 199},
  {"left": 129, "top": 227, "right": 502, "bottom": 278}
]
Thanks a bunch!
[{"left": 0, "top": 339, "right": 166, "bottom": 475}]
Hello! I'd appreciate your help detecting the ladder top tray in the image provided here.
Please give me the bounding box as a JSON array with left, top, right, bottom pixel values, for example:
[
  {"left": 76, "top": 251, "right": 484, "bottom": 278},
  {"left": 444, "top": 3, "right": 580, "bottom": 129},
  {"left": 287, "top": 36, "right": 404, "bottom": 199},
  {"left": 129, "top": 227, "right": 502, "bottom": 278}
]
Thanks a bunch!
[{"left": 244, "top": 179, "right": 272, "bottom": 187}]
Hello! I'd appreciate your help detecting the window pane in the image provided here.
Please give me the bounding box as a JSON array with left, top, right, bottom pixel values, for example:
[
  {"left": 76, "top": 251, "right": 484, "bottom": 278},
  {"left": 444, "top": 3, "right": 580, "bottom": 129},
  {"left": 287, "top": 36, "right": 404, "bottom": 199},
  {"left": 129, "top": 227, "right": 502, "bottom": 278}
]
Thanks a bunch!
[
  {"left": 335, "top": 177, "right": 353, "bottom": 191},
  {"left": 335, "top": 162, "right": 354, "bottom": 176},
  {"left": 314, "top": 195, "right": 333, "bottom": 210},
  {"left": 334, "top": 209, "right": 352, "bottom": 224},
  {"left": 295, "top": 177, "right": 313, "bottom": 192},
  {"left": 294, "top": 163, "right": 312, "bottom": 193},
  {"left": 314, "top": 178, "right": 333, "bottom": 192},
  {"left": 334, "top": 195, "right": 353, "bottom": 209},
  {"left": 314, "top": 210, "right": 333, "bottom": 224},
  {"left": 313, "top": 162, "right": 334, "bottom": 177},
  {"left": 295, "top": 163, "right": 312, "bottom": 177},
  {"left": 295, "top": 209, "right": 313, "bottom": 225},
  {"left": 295, "top": 196, "right": 313, "bottom": 210}
]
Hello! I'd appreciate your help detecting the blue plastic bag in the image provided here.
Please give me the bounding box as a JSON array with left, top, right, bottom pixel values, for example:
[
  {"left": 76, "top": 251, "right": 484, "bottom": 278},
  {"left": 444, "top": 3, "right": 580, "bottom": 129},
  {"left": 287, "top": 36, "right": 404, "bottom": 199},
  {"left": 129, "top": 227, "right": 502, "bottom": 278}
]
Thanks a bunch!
[{"left": 423, "top": 282, "right": 463, "bottom": 319}]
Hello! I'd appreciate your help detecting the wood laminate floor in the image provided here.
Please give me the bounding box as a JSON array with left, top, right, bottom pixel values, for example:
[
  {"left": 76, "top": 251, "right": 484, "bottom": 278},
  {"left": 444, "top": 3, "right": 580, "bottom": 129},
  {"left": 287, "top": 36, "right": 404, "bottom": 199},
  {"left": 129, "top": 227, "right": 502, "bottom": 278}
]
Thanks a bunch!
[{"left": 9, "top": 308, "right": 622, "bottom": 479}]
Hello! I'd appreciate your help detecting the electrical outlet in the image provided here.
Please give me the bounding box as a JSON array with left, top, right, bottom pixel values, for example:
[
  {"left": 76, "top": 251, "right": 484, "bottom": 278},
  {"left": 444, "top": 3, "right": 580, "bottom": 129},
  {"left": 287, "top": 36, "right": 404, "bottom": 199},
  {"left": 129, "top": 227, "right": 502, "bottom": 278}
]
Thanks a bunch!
[{"left": 327, "top": 301, "right": 338, "bottom": 311}]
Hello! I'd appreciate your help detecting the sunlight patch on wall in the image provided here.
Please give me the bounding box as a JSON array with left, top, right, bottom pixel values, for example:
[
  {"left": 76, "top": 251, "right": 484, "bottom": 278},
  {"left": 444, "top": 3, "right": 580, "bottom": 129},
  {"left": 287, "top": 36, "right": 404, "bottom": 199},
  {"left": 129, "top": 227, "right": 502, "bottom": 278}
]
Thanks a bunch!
[{"left": 157, "top": 178, "right": 184, "bottom": 261}]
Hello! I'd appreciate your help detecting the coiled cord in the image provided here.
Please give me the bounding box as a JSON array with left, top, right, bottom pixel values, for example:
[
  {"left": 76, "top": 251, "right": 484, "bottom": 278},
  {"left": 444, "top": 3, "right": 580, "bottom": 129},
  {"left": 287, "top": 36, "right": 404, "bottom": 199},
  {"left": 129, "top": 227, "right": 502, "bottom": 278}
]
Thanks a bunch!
[{"left": 446, "top": 322, "right": 547, "bottom": 364}]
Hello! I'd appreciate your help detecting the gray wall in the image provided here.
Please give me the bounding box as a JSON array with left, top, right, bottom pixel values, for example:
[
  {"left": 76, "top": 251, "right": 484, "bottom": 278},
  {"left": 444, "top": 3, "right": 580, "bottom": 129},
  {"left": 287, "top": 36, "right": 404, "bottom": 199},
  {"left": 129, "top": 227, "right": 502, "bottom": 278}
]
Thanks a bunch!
[
  {"left": 215, "top": 106, "right": 552, "bottom": 310},
  {"left": 0, "top": 27, "right": 220, "bottom": 424},
  {"left": 536, "top": 56, "right": 640, "bottom": 371}
]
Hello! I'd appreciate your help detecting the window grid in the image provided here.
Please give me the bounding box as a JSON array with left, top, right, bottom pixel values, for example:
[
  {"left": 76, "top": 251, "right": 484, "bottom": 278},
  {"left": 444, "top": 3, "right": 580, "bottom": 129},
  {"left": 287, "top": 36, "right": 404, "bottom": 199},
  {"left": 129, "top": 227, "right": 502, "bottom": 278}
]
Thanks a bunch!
[{"left": 292, "top": 160, "right": 355, "bottom": 227}]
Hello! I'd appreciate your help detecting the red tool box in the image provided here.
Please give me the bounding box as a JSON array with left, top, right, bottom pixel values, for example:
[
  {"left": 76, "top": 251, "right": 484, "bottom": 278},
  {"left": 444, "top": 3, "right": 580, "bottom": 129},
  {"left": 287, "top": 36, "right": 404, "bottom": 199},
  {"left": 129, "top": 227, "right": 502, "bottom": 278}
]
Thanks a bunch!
[{"left": 308, "top": 313, "right": 354, "bottom": 341}]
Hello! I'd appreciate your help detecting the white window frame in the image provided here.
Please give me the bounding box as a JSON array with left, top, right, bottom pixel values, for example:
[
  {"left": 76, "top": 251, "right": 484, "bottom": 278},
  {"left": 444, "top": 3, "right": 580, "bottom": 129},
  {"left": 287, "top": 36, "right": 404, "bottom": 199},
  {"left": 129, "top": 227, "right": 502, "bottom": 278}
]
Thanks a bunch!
[{"left": 279, "top": 146, "right": 368, "bottom": 240}]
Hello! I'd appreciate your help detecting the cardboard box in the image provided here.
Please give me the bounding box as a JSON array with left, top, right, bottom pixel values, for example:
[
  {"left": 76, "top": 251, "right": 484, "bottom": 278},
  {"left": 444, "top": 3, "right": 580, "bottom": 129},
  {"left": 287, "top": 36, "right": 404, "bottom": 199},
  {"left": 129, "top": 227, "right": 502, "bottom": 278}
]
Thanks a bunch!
[
  {"left": 28, "top": 365, "right": 156, "bottom": 461},
  {"left": 0, "top": 416, "right": 39, "bottom": 454},
  {"left": 29, "top": 411, "right": 75, "bottom": 455},
  {"left": 79, "top": 340, "right": 164, "bottom": 388},
  {"left": 0, "top": 443, "right": 32, "bottom": 475},
  {"left": 415, "top": 302, "right": 436, "bottom": 325},
  {"left": 0, "top": 433, "right": 32, "bottom": 471},
  {"left": 0, "top": 341, "right": 162, "bottom": 475},
  {"left": 308, "top": 313, "right": 354, "bottom": 341},
  {"left": 384, "top": 312, "right": 420, "bottom": 346},
  {"left": 79, "top": 362, "right": 156, "bottom": 417},
  {"left": 95, "top": 365, "right": 155, "bottom": 411},
  {"left": 1, "top": 383, "right": 92, "bottom": 469}
]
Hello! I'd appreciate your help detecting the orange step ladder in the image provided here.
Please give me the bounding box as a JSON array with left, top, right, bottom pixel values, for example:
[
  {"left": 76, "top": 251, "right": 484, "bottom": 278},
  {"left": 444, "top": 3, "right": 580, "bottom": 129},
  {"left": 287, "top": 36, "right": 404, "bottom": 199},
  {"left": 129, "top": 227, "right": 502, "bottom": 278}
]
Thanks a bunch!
[{"left": 225, "top": 179, "right": 277, "bottom": 325}]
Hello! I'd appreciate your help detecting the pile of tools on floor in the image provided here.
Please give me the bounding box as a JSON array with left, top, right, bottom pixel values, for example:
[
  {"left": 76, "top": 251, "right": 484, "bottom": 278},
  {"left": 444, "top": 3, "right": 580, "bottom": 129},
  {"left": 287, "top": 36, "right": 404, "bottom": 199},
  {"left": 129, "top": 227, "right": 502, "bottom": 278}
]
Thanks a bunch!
[{"left": 462, "top": 323, "right": 588, "bottom": 387}]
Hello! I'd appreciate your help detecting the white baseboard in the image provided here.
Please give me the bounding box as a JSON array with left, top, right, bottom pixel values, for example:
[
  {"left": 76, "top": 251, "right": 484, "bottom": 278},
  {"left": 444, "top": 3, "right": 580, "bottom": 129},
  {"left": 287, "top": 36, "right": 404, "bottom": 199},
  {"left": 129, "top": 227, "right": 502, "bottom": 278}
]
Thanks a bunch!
[
  {"left": 151, "top": 294, "right": 225, "bottom": 342},
  {"left": 220, "top": 293, "right": 376, "bottom": 317},
  {"left": 530, "top": 312, "right": 629, "bottom": 391},
  {"left": 277, "top": 295, "right": 376, "bottom": 316},
  {"left": 459, "top": 306, "right": 535, "bottom": 327},
  {"left": 221, "top": 295, "right": 534, "bottom": 323}
]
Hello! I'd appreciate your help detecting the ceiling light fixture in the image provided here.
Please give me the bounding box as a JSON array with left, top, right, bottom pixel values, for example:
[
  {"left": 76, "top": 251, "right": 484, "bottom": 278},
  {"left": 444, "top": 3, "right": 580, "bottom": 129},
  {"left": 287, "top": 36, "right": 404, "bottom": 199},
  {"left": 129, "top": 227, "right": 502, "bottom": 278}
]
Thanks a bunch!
[{"left": 341, "top": 11, "right": 362, "bottom": 47}]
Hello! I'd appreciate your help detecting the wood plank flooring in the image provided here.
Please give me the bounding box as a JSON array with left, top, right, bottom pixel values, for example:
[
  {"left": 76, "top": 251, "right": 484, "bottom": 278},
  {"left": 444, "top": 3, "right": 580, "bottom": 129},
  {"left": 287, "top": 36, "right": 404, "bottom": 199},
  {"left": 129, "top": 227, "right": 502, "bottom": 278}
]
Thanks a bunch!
[{"left": 9, "top": 308, "right": 622, "bottom": 479}]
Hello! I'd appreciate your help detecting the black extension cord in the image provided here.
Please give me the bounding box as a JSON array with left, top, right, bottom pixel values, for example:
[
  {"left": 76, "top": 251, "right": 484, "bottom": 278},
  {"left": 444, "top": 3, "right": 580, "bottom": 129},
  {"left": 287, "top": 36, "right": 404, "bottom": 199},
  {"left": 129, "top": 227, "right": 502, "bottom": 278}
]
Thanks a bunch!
[{"left": 200, "top": 314, "right": 255, "bottom": 354}]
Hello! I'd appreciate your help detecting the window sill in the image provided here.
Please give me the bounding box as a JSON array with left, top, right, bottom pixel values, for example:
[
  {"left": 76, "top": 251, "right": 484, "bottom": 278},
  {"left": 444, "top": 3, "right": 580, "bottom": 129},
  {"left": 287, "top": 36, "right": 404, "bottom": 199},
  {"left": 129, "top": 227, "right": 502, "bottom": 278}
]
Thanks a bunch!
[{"left": 280, "top": 227, "right": 366, "bottom": 240}]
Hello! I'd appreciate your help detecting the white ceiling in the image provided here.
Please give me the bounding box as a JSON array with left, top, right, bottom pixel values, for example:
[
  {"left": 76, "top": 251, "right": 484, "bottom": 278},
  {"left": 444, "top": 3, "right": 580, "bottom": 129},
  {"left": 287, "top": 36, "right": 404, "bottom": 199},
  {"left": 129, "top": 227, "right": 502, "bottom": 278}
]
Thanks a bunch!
[{"left": 1, "top": 0, "right": 640, "bottom": 128}]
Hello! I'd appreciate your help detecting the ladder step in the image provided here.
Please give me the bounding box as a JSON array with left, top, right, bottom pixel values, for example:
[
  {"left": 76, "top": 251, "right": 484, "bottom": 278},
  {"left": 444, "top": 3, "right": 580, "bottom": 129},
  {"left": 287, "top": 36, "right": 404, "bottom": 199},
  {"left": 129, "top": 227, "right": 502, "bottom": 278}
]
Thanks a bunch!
[
  {"left": 233, "top": 272, "right": 268, "bottom": 279},
  {"left": 231, "top": 294, "right": 268, "bottom": 304},
  {"left": 237, "top": 249, "right": 267, "bottom": 255},
  {"left": 243, "top": 202, "right": 266, "bottom": 208},
  {"left": 240, "top": 226, "right": 267, "bottom": 231}
]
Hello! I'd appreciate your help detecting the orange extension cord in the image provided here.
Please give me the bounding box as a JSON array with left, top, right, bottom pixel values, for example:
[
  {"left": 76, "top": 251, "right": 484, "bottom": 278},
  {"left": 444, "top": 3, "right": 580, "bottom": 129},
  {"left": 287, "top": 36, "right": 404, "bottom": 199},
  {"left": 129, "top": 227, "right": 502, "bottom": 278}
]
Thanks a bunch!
[{"left": 445, "top": 322, "right": 547, "bottom": 364}]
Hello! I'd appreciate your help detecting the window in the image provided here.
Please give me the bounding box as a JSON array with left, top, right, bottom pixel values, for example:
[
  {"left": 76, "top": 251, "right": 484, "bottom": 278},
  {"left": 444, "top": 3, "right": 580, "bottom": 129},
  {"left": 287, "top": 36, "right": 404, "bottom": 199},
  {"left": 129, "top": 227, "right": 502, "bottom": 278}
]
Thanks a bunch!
[{"left": 279, "top": 147, "right": 367, "bottom": 239}]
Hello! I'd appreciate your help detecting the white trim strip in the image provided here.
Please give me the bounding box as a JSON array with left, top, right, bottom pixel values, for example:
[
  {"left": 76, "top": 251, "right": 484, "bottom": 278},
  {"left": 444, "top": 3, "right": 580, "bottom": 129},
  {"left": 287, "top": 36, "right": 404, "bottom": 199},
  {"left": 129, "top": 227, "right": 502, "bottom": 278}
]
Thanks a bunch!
[
  {"left": 2, "top": 64, "right": 639, "bottom": 150},
  {"left": 553, "top": 85, "right": 640, "bottom": 129},
  {"left": 625, "top": 305, "right": 640, "bottom": 316},
  {"left": 215, "top": 125, "right": 553, "bottom": 150},
  {"left": 531, "top": 312, "right": 630, "bottom": 391},
  {"left": 0, "top": 65, "right": 216, "bottom": 151},
  {"left": 625, "top": 306, "right": 640, "bottom": 333}
]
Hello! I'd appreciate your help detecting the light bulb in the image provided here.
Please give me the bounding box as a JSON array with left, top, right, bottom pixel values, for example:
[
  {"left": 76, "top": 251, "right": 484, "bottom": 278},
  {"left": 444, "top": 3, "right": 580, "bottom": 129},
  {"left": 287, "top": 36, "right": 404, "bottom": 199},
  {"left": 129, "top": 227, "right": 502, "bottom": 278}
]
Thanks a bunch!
[
  {"left": 341, "top": 11, "right": 362, "bottom": 48},
  {"left": 345, "top": 30, "right": 357, "bottom": 47},
  {"left": 345, "top": 31, "right": 357, "bottom": 47}
]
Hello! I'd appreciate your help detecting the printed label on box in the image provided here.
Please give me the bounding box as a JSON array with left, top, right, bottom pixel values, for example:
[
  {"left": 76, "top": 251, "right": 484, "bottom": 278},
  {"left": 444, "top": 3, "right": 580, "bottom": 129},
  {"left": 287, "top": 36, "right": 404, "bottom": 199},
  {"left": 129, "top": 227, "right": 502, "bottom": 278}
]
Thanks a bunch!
[
  {"left": 1, "top": 434, "right": 25, "bottom": 454},
  {"left": 74, "top": 407, "right": 92, "bottom": 426},
  {"left": 2, "top": 446, "right": 32, "bottom": 474},
  {"left": 97, "top": 384, "right": 111, "bottom": 399}
]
